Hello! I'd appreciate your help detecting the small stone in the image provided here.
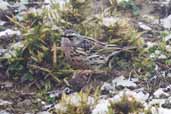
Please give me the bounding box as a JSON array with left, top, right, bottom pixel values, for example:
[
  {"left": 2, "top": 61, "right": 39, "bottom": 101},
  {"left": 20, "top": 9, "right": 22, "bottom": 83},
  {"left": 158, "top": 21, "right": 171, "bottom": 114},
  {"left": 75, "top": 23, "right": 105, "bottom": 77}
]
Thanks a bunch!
[
  {"left": 0, "top": 0, "right": 10, "bottom": 10},
  {"left": 138, "top": 22, "right": 152, "bottom": 31},
  {"left": 154, "top": 88, "right": 169, "bottom": 98},
  {"left": 164, "top": 34, "right": 171, "bottom": 41},
  {"left": 161, "top": 15, "right": 171, "bottom": 29},
  {"left": 101, "top": 82, "right": 113, "bottom": 94},
  {"left": 92, "top": 99, "right": 110, "bottom": 114},
  {"left": 0, "top": 110, "right": 11, "bottom": 114},
  {"left": 113, "top": 90, "right": 148, "bottom": 103},
  {"left": 0, "top": 29, "right": 21, "bottom": 39},
  {"left": 117, "top": 0, "right": 131, "bottom": 4},
  {"left": 112, "top": 76, "right": 137, "bottom": 89},
  {"left": 42, "top": 104, "right": 53, "bottom": 110},
  {"left": 0, "top": 99, "right": 12, "bottom": 106},
  {"left": 148, "top": 99, "right": 165, "bottom": 107},
  {"left": 0, "top": 49, "right": 6, "bottom": 55},
  {"left": 136, "top": 91, "right": 149, "bottom": 101},
  {"left": 151, "top": 107, "right": 171, "bottom": 114},
  {"left": 162, "top": 100, "right": 171, "bottom": 109},
  {"left": 166, "top": 45, "right": 171, "bottom": 52},
  {"left": 158, "top": 54, "right": 167, "bottom": 59},
  {"left": 0, "top": 20, "right": 6, "bottom": 26},
  {"left": 146, "top": 42, "right": 156, "bottom": 48},
  {"left": 154, "top": 50, "right": 161, "bottom": 55},
  {"left": 2, "top": 81, "right": 13, "bottom": 88},
  {"left": 41, "top": 101, "right": 46, "bottom": 105},
  {"left": 44, "top": 0, "right": 69, "bottom": 10}
]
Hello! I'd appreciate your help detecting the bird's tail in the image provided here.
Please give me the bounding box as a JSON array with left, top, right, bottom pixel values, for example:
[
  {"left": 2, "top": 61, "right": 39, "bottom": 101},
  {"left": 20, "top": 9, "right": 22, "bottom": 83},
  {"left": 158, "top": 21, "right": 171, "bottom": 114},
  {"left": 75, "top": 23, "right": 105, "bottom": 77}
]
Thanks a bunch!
[{"left": 106, "top": 46, "right": 137, "bottom": 68}]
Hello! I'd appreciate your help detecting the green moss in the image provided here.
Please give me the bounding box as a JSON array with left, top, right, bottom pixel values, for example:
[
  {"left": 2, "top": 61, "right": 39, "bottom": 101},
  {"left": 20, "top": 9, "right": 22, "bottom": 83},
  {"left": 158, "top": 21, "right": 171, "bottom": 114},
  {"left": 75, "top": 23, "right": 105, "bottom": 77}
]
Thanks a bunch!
[{"left": 108, "top": 94, "right": 151, "bottom": 114}]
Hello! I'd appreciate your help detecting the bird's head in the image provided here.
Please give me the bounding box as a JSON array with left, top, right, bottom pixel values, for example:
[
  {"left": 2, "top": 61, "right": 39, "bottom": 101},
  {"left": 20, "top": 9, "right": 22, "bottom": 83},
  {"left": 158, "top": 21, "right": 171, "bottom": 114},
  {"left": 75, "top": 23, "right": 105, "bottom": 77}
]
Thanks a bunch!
[{"left": 62, "top": 29, "right": 83, "bottom": 46}]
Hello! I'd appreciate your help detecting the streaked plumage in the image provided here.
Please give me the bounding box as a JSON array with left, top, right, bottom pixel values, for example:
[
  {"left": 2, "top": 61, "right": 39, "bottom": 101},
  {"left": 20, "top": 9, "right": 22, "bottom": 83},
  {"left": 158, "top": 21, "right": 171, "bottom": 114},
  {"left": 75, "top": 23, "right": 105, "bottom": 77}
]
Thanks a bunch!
[{"left": 61, "top": 29, "right": 135, "bottom": 70}]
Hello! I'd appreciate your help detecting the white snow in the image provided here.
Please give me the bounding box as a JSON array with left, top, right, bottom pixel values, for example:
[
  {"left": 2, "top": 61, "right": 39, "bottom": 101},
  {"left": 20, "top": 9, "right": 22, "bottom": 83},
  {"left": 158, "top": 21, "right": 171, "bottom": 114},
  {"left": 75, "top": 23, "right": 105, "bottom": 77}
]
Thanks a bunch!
[{"left": 92, "top": 99, "right": 110, "bottom": 114}]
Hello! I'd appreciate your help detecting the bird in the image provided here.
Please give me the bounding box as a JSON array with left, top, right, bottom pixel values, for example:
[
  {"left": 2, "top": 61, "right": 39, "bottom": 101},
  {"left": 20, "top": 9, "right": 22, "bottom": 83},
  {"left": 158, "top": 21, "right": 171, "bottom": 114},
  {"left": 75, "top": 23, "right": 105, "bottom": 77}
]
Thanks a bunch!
[{"left": 61, "top": 29, "right": 136, "bottom": 70}]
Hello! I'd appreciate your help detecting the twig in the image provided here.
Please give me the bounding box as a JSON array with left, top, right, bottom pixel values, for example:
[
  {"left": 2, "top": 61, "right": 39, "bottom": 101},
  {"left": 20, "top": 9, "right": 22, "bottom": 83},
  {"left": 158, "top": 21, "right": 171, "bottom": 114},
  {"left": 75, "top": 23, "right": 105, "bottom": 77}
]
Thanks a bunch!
[{"left": 28, "top": 64, "right": 61, "bottom": 83}]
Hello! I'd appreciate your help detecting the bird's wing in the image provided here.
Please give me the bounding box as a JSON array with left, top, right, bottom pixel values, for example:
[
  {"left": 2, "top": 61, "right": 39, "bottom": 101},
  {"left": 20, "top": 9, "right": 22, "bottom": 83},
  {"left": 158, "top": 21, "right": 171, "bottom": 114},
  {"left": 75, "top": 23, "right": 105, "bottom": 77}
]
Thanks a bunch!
[{"left": 86, "top": 54, "right": 106, "bottom": 70}]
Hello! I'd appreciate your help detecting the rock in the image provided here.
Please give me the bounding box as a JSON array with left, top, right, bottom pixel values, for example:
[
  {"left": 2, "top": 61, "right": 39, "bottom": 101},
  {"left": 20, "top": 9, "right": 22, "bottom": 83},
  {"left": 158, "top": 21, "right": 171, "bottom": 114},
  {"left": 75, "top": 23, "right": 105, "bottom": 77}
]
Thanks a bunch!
[
  {"left": 37, "top": 111, "right": 50, "bottom": 114},
  {"left": 154, "top": 88, "right": 169, "bottom": 98},
  {"left": 20, "top": 0, "right": 29, "bottom": 5},
  {"left": 112, "top": 76, "right": 137, "bottom": 89},
  {"left": 0, "top": 99, "right": 12, "bottom": 106},
  {"left": 42, "top": 104, "right": 53, "bottom": 110},
  {"left": 92, "top": 99, "right": 110, "bottom": 114},
  {"left": 117, "top": 0, "right": 132, "bottom": 4},
  {"left": 44, "top": 0, "right": 69, "bottom": 10},
  {"left": 0, "top": 20, "right": 6, "bottom": 26},
  {"left": 0, "top": 0, "right": 14, "bottom": 21},
  {"left": 146, "top": 42, "right": 157, "bottom": 49},
  {"left": 148, "top": 99, "right": 166, "bottom": 107},
  {"left": 1, "top": 81, "right": 13, "bottom": 88},
  {"left": 158, "top": 54, "right": 167, "bottom": 59},
  {"left": 12, "top": 2, "right": 27, "bottom": 12},
  {"left": 101, "top": 82, "right": 114, "bottom": 94},
  {"left": 0, "top": 0, "right": 10, "bottom": 10},
  {"left": 0, "top": 29, "right": 21, "bottom": 40},
  {"left": 112, "top": 90, "right": 148, "bottom": 103},
  {"left": 163, "top": 85, "right": 171, "bottom": 92},
  {"left": 151, "top": 107, "right": 171, "bottom": 114},
  {"left": 0, "top": 49, "right": 6, "bottom": 56},
  {"left": 136, "top": 91, "right": 149, "bottom": 101},
  {"left": 0, "top": 110, "right": 11, "bottom": 114},
  {"left": 162, "top": 100, "right": 171, "bottom": 109},
  {"left": 164, "top": 34, "right": 171, "bottom": 41},
  {"left": 161, "top": 15, "right": 171, "bottom": 29},
  {"left": 138, "top": 22, "right": 152, "bottom": 31},
  {"left": 166, "top": 45, "right": 171, "bottom": 52},
  {"left": 155, "top": 50, "right": 161, "bottom": 55}
]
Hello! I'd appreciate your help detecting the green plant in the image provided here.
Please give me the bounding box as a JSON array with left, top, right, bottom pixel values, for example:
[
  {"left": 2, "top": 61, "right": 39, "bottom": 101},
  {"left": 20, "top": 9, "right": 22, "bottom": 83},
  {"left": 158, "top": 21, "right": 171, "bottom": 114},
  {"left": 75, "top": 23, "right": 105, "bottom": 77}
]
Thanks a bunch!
[
  {"left": 117, "top": 0, "right": 140, "bottom": 16},
  {"left": 107, "top": 94, "right": 150, "bottom": 114},
  {"left": 52, "top": 88, "right": 100, "bottom": 114},
  {"left": 2, "top": 11, "right": 73, "bottom": 87}
]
